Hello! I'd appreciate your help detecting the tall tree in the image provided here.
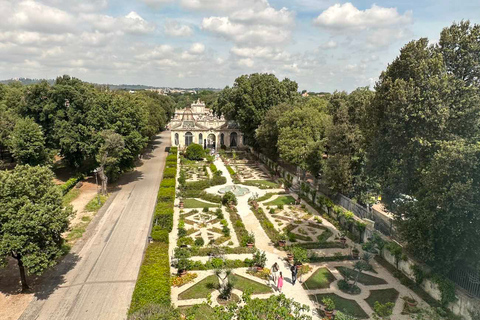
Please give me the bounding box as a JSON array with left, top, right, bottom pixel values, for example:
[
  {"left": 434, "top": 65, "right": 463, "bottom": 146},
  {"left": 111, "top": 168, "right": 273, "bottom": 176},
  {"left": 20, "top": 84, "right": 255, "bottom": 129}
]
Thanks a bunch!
[
  {"left": 215, "top": 73, "right": 299, "bottom": 147},
  {"left": 0, "top": 165, "right": 72, "bottom": 290},
  {"left": 277, "top": 97, "right": 331, "bottom": 177},
  {"left": 255, "top": 102, "right": 292, "bottom": 158},
  {"left": 396, "top": 139, "right": 480, "bottom": 272},
  {"left": 9, "top": 118, "right": 49, "bottom": 166}
]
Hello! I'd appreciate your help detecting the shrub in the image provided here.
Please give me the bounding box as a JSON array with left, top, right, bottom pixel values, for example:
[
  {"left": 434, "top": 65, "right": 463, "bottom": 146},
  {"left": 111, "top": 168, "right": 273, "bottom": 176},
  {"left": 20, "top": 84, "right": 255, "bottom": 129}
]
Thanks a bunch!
[
  {"left": 178, "top": 228, "right": 187, "bottom": 238},
  {"left": 160, "top": 178, "right": 176, "bottom": 188},
  {"left": 166, "top": 154, "right": 177, "bottom": 163},
  {"left": 185, "top": 143, "right": 205, "bottom": 160},
  {"left": 157, "top": 187, "right": 175, "bottom": 202},
  {"left": 290, "top": 246, "right": 309, "bottom": 265},
  {"left": 199, "top": 191, "right": 222, "bottom": 203},
  {"left": 163, "top": 167, "right": 177, "bottom": 179},
  {"left": 60, "top": 175, "right": 84, "bottom": 195},
  {"left": 154, "top": 212, "right": 173, "bottom": 231},
  {"left": 374, "top": 301, "right": 394, "bottom": 317},
  {"left": 129, "top": 243, "right": 170, "bottom": 314},
  {"left": 151, "top": 226, "right": 169, "bottom": 243},
  {"left": 222, "top": 191, "right": 237, "bottom": 206},
  {"left": 209, "top": 163, "right": 217, "bottom": 173},
  {"left": 211, "top": 175, "right": 227, "bottom": 186},
  {"left": 194, "top": 238, "right": 205, "bottom": 246},
  {"left": 169, "top": 147, "right": 178, "bottom": 154}
]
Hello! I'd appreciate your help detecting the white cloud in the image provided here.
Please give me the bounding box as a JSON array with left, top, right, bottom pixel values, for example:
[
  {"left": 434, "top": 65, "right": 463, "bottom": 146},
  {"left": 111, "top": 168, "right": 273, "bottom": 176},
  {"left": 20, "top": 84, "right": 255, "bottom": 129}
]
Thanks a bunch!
[
  {"left": 164, "top": 20, "right": 193, "bottom": 37},
  {"left": 189, "top": 42, "right": 205, "bottom": 54},
  {"left": 81, "top": 11, "right": 155, "bottom": 34},
  {"left": 38, "top": 0, "right": 108, "bottom": 13},
  {"left": 237, "top": 58, "right": 254, "bottom": 67},
  {"left": 314, "top": 3, "right": 412, "bottom": 30},
  {"left": 141, "top": 0, "right": 175, "bottom": 7},
  {"left": 320, "top": 40, "right": 337, "bottom": 49}
]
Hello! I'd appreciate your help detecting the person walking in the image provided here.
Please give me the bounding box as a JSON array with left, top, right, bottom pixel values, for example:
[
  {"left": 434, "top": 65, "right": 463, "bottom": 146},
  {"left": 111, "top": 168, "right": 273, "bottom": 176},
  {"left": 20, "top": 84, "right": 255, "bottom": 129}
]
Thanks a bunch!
[
  {"left": 291, "top": 265, "right": 298, "bottom": 285},
  {"left": 271, "top": 262, "right": 279, "bottom": 285},
  {"left": 277, "top": 272, "right": 284, "bottom": 292}
]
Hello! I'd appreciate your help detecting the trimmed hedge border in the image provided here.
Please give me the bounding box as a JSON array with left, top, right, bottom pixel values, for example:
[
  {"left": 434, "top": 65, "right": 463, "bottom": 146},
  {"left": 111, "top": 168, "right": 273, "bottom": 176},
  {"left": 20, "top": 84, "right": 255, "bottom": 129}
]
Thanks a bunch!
[
  {"left": 251, "top": 206, "right": 280, "bottom": 243},
  {"left": 129, "top": 147, "right": 177, "bottom": 314},
  {"left": 60, "top": 175, "right": 84, "bottom": 195}
]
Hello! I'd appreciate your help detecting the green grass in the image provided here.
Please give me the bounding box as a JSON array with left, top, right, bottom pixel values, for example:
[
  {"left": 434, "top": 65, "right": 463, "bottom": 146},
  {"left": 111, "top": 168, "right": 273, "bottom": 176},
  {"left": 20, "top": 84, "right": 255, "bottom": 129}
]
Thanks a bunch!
[
  {"left": 265, "top": 195, "right": 296, "bottom": 206},
  {"left": 62, "top": 188, "right": 81, "bottom": 206},
  {"left": 310, "top": 293, "right": 369, "bottom": 319},
  {"left": 178, "top": 275, "right": 219, "bottom": 300},
  {"left": 365, "top": 288, "right": 399, "bottom": 309},
  {"left": 242, "top": 180, "right": 280, "bottom": 189},
  {"left": 230, "top": 274, "right": 272, "bottom": 294},
  {"left": 302, "top": 267, "right": 336, "bottom": 290},
  {"left": 85, "top": 194, "right": 109, "bottom": 212},
  {"left": 178, "top": 304, "right": 215, "bottom": 320},
  {"left": 183, "top": 198, "right": 220, "bottom": 209},
  {"left": 129, "top": 242, "right": 171, "bottom": 313},
  {"left": 257, "top": 192, "right": 276, "bottom": 202},
  {"left": 336, "top": 267, "right": 387, "bottom": 285},
  {"left": 66, "top": 222, "right": 88, "bottom": 242}
]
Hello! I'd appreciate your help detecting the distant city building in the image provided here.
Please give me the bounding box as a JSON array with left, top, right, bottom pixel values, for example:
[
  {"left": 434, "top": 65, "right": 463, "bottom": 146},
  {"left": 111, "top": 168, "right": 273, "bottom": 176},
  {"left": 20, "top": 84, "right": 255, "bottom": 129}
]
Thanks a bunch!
[{"left": 170, "top": 99, "right": 245, "bottom": 150}]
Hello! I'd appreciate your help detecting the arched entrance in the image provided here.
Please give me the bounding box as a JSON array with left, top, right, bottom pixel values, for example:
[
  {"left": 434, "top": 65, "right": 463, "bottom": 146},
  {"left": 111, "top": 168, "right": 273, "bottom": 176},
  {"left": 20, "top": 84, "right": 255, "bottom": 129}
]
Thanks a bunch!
[
  {"left": 220, "top": 133, "right": 225, "bottom": 147},
  {"left": 230, "top": 132, "right": 237, "bottom": 147},
  {"left": 207, "top": 134, "right": 216, "bottom": 149},
  {"left": 185, "top": 132, "right": 193, "bottom": 146}
]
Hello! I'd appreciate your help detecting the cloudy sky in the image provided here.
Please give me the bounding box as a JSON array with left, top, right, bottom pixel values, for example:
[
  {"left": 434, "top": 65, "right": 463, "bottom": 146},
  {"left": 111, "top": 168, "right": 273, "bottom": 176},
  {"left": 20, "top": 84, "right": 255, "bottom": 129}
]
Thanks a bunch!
[{"left": 1, "top": 0, "right": 479, "bottom": 91}]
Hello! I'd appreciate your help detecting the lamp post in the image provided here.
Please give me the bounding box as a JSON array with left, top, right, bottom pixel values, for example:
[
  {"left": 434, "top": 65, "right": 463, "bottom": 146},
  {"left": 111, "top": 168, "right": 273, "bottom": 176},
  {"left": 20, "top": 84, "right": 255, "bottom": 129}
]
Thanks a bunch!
[{"left": 93, "top": 168, "right": 101, "bottom": 205}]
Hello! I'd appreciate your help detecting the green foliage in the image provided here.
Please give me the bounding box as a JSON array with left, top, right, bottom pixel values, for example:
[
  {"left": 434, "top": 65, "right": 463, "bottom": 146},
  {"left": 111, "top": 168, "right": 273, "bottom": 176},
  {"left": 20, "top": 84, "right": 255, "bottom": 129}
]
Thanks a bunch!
[
  {"left": 322, "top": 297, "right": 335, "bottom": 311},
  {"left": 129, "top": 243, "right": 171, "bottom": 314},
  {"left": 209, "top": 163, "right": 217, "bottom": 173},
  {"left": 159, "top": 178, "right": 176, "bottom": 188},
  {"left": 60, "top": 175, "right": 84, "bottom": 195},
  {"left": 85, "top": 194, "right": 108, "bottom": 212},
  {"left": 290, "top": 246, "right": 309, "bottom": 265},
  {"left": 151, "top": 226, "right": 169, "bottom": 243},
  {"left": 127, "top": 304, "right": 180, "bottom": 320},
  {"left": 431, "top": 274, "right": 457, "bottom": 307},
  {"left": 215, "top": 73, "right": 299, "bottom": 148},
  {"left": 374, "top": 301, "right": 394, "bottom": 317},
  {"left": 222, "top": 191, "right": 237, "bottom": 206},
  {"left": 185, "top": 143, "right": 205, "bottom": 160},
  {"left": 9, "top": 117, "right": 50, "bottom": 165},
  {"left": 411, "top": 264, "right": 425, "bottom": 285},
  {"left": 0, "top": 165, "right": 73, "bottom": 289}
]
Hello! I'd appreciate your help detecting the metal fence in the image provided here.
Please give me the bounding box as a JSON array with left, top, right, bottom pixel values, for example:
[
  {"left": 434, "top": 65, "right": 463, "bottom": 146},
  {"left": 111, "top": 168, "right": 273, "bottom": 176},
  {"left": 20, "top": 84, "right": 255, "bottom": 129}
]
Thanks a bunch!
[{"left": 449, "top": 266, "right": 480, "bottom": 298}]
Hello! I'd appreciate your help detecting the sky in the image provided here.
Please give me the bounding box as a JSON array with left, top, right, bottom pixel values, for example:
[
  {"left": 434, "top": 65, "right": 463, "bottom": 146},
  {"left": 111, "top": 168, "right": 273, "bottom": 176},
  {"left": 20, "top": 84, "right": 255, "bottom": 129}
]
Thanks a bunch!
[{"left": 1, "top": 0, "right": 480, "bottom": 92}]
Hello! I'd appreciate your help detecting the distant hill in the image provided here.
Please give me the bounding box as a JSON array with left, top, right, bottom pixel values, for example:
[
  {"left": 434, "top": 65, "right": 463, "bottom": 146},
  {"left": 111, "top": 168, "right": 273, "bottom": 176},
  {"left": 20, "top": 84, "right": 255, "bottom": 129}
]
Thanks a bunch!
[{"left": 0, "top": 78, "right": 221, "bottom": 92}]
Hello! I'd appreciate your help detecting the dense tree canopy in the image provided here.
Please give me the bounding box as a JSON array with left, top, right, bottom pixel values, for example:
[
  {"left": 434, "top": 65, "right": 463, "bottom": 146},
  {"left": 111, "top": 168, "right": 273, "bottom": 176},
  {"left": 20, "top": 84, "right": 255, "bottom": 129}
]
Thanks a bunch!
[
  {"left": 9, "top": 118, "right": 49, "bottom": 166},
  {"left": 0, "top": 75, "right": 175, "bottom": 178},
  {"left": 215, "top": 73, "right": 299, "bottom": 147},
  {"left": 0, "top": 165, "right": 72, "bottom": 290}
]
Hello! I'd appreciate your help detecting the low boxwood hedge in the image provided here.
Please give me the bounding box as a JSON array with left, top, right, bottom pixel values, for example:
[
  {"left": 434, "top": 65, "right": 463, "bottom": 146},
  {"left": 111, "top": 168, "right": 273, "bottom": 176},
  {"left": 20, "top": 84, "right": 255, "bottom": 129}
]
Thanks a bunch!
[
  {"left": 157, "top": 187, "right": 176, "bottom": 202},
  {"left": 151, "top": 226, "right": 169, "bottom": 243},
  {"left": 163, "top": 167, "right": 177, "bottom": 179},
  {"left": 129, "top": 242, "right": 170, "bottom": 314},
  {"left": 160, "top": 178, "right": 176, "bottom": 188}
]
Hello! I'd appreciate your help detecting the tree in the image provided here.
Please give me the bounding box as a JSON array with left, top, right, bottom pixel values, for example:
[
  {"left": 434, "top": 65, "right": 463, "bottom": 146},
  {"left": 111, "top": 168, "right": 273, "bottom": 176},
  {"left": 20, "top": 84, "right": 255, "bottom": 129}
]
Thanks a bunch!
[
  {"left": 0, "top": 165, "right": 72, "bottom": 290},
  {"left": 9, "top": 117, "right": 49, "bottom": 166},
  {"left": 324, "top": 88, "right": 376, "bottom": 204},
  {"left": 277, "top": 97, "right": 331, "bottom": 177},
  {"left": 185, "top": 143, "right": 205, "bottom": 160},
  {"left": 97, "top": 130, "right": 125, "bottom": 188},
  {"left": 215, "top": 73, "right": 299, "bottom": 147},
  {"left": 396, "top": 139, "right": 480, "bottom": 272},
  {"left": 211, "top": 293, "right": 312, "bottom": 320},
  {"left": 255, "top": 102, "right": 292, "bottom": 158}
]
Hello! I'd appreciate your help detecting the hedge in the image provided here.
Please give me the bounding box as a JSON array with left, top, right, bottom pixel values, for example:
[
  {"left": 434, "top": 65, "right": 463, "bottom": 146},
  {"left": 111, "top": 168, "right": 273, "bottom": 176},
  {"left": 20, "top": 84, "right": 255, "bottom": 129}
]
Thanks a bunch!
[
  {"left": 163, "top": 167, "right": 177, "bottom": 179},
  {"left": 151, "top": 226, "right": 169, "bottom": 243},
  {"left": 157, "top": 187, "right": 176, "bottom": 202},
  {"left": 169, "top": 147, "right": 178, "bottom": 154},
  {"left": 199, "top": 191, "right": 222, "bottom": 203},
  {"left": 166, "top": 154, "right": 177, "bottom": 163},
  {"left": 160, "top": 178, "right": 176, "bottom": 188},
  {"left": 60, "top": 175, "right": 84, "bottom": 195},
  {"left": 129, "top": 242, "right": 170, "bottom": 314},
  {"left": 227, "top": 207, "right": 250, "bottom": 246},
  {"left": 251, "top": 206, "right": 280, "bottom": 243},
  {"left": 209, "top": 163, "right": 217, "bottom": 173}
]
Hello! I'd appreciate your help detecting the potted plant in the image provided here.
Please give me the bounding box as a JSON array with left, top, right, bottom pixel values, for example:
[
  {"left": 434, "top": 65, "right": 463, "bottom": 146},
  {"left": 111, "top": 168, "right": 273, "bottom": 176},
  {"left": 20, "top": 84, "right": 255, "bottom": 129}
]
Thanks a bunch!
[
  {"left": 244, "top": 232, "right": 255, "bottom": 248},
  {"left": 403, "top": 295, "right": 418, "bottom": 307},
  {"left": 352, "top": 247, "right": 360, "bottom": 260},
  {"left": 252, "top": 250, "right": 267, "bottom": 271},
  {"left": 278, "top": 233, "right": 287, "bottom": 247},
  {"left": 177, "top": 258, "right": 190, "bottom": 276},
  {"left": 179, "top": 198, "right": 184, "bottom": 209},
  {"left": 287, "top": 253, "right": 294, "bottom": 262},
  {"left": 322, "top": 297, "right": 335, "bottom": 319}
]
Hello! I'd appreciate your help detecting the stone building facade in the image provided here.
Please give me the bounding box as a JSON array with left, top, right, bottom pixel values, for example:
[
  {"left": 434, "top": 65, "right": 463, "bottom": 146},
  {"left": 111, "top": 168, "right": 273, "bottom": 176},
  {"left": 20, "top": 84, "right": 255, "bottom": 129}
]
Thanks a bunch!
[{"left": 170, "top": 99, "right": 245, "bottom": 150}]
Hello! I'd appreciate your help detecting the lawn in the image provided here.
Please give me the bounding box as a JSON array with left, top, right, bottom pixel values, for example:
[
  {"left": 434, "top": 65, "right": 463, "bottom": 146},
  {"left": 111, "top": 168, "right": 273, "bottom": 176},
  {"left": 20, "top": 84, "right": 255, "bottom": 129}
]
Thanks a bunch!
[
  {"left": 310, "top": 293, "right": 369, "bottom": 319},
  {"left": 178, "top": 275, "right": 219, "bottom": 300},
  {"left": 257, "top": 192, "right": 276, "bottom": 202},
  {"left": 302, "top": 267, "right": 336, "bottom": 290},
  {"left": 230, "top": 274, "right": 272, "bottom": 294},
  {"left": 365, "top": 288, "right": 399, "bottom": 309},
  {"left": 184, "top": 198, "right": 220, "bottom": 209},
  {"left": 178, "top": 304, "right": 215, "bottom": 320},
  {"left": 242, "top": 180, "right": 280, "bottom": 189},
  {"left": 85, "top": 194, "right": 109, "bottom": 212},
  {"left": 336, "top": 267, "right": 387, "bottom": 285},
  {"left": 265, "top": 195, "right": 296, "bottom": 206},
  {"left": 62, "top": 188, "right": 81, "bottom": 206}
]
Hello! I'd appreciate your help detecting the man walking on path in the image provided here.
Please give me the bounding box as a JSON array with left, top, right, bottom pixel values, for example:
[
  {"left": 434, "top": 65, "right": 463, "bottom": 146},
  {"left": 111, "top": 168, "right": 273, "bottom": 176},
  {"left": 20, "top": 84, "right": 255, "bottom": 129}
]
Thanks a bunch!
[
  {"left": 291, "top": 265, "right": 298, "bottom": 285},
  {"left": 271, "top": 262, "right": 279, "bottom": 285}
]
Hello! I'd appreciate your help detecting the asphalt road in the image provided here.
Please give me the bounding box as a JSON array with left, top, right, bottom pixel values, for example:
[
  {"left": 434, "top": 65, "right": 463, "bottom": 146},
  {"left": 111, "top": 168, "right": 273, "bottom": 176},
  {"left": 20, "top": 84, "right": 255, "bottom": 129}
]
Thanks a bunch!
[{"left": 20, "top": 131, "right": 170, "bottom": 320}]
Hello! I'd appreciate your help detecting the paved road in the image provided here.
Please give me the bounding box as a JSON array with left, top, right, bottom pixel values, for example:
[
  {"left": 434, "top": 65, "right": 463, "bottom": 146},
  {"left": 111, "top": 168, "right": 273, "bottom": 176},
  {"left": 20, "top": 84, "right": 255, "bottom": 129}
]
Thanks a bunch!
[{"left": 20, "top": 131, "right": 170, "bottom": 320}]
